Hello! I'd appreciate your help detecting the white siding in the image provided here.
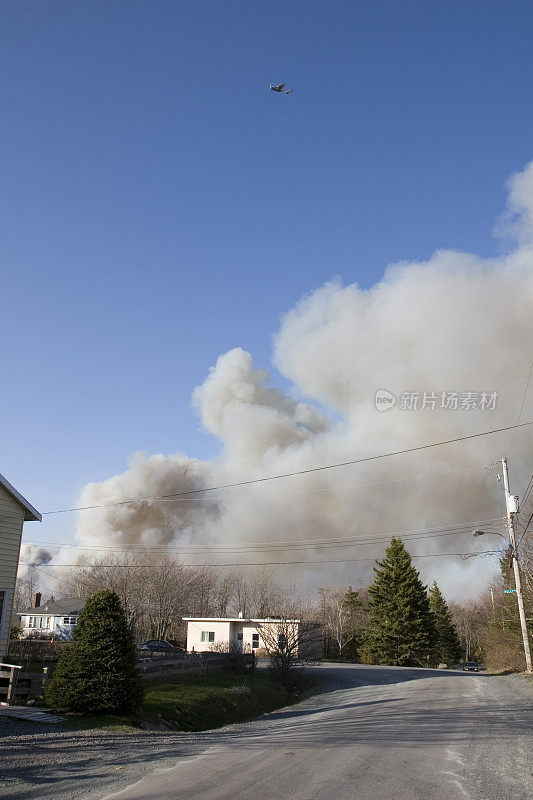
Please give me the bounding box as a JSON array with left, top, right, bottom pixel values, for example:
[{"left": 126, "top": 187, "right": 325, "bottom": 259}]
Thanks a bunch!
[
  {"left": 0, "top": 484, "right": 25, "bottom": 661},
  {"left": 186, "top": 620, "right": 232, "bottom": 651},
  {"left": 19, "top": 613, "right": 80, "bottom": 640},
  {"left": 185, "top": 619, "right": 301, "bottom": 654}
]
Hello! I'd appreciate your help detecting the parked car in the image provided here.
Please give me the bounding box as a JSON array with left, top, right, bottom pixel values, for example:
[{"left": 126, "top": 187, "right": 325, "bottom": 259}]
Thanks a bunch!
[
  {"left": 137, "top": 639, "right": 177, "bottom": 656},
  {"left": 462, "top": 661, "right": 480, "bottom": 671}
]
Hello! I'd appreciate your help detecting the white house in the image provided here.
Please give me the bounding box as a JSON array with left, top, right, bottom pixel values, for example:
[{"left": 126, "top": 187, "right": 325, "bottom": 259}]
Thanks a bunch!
[
  {"left": 18, "top": 596, "right": 87, "bottom": 640},
  {"left": 0, "top": 473, "right": 41, "bottom": 661},
  {"left": 183, "top": 616, "right": 302, "bottom": 655}
]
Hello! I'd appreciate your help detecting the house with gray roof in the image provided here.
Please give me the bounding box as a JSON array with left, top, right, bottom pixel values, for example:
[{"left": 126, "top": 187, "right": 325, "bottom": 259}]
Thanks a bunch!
[
  {"left": 0, "top": 472, "right": 41, "bottom": 661},
  {"left": 18, "top": 597, "right": 87, "bottom": 640}
]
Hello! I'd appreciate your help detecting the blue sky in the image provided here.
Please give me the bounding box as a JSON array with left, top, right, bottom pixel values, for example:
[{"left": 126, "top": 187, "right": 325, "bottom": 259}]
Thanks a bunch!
[{"left": 2, "top": 0, "right": 533, "bottom": 543}]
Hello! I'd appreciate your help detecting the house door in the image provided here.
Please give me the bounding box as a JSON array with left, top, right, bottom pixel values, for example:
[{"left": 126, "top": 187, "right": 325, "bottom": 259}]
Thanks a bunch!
[{"left": 234, "top": 625, "right": 243, "bottom": 652}]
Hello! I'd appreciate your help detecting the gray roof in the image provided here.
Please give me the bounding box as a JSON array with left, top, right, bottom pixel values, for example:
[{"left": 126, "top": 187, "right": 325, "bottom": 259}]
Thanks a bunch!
[
  {"left": 0, "top": 472, "right": 41, "bottom": 521},
  {"left": 18, "top": 597, "right": 87, "bottom": 616}
]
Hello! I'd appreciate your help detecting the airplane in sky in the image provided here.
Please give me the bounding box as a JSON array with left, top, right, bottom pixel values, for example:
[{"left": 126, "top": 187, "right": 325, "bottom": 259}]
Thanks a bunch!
[{"left": 270, "top": 83, "right": 293, "bottom": 94}]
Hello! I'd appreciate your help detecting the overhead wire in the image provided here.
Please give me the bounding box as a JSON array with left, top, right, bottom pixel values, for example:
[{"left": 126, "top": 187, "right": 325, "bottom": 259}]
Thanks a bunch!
[
  {"left": 40, "top": 421, "right": 533, "bottom": 516},
  {"left": 508, "top": 358, "right": 533, "bottom": 456},
  {"left": 20, "top": 550, "right": 501, "bottom": 571},
  {"left": 23, "top": 516, "right": 506, "bottom": 556}
]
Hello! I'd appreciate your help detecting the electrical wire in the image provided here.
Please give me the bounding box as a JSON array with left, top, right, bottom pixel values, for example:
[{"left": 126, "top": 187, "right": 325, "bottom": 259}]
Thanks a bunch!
[
  {"left": 33, "top": 464, "right": 493, "bottom": 523},
  {"left": 40, "top": 422, "right": 533, "bottom": 516},
  {"left": 520, "top": 472, "right": 533, "bottom": 510},
  {"left": 23, "top": 516, "right": 505, "bottom": 556},
  {"left": 20, "top": 550, "right": 500, "bottom": 571},
  {"left": 508, "top": 358, "right": 533, "bottom": 456}
]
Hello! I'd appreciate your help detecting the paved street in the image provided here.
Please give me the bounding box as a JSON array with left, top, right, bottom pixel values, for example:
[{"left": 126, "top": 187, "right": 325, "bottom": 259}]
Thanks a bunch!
[
  {"left": 102, "top": 664, "right": 532, "bottom": 800},
  {"left": 2, "top": 664, "right": 531, "bottom": 800}
]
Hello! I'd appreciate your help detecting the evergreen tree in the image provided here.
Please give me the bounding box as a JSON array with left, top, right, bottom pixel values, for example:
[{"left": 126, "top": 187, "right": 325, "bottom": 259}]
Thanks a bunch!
[
  {"left": 362, "top": 537, "right": 436, "bottom": 666},
  {"left": 342, "top": 587, "right": 364, "bottom": 660},
  {"left": 45, "top": 590, "right": 144, "bottom": 713},
  {"left": 428, "top": 582, "right": 462, "bottom": 666}
]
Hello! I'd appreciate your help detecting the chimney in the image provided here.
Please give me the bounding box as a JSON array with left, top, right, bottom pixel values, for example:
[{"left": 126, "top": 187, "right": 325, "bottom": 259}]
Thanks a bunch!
[
  {"left": 33, "top": 592, "right": 41, "bottom": 608},
  {"left": 238, "top": 611, "right": 243, "bottom": 619}
]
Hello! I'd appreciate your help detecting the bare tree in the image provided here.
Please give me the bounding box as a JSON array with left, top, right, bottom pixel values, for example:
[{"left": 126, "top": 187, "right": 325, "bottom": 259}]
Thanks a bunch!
[
  {"left": 190, "top": 567, "right": 217, "bottom": 616},
  {"left": 213, "top": 570, "right": 235, "bottom": 617},
  {"left": 14, "top": 569, "right": 43, "bottom": 615},
  {"left": 61, "top": 552, "right": 199, "bottom": 641},
  {"left": 257, "top": 615, "right": 322, "bottom": 685},
  {"left": 231, "top": 570, "right": 252, "bottom": 617},
  {"left": 449, "top": 596, "right": 492, "bottom": 661}
]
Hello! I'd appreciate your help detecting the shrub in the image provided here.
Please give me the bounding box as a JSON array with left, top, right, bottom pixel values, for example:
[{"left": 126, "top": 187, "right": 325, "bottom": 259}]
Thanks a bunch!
[
  {"left": 45, "top": 590, "right": 144, "bottom": 713},
  {"left": 10, "top": 625, "right": 22, "bottom": 640}
]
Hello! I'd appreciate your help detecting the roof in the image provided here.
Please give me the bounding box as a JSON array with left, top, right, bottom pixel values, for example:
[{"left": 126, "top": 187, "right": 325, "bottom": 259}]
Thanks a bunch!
[
  {"left": 0, "top": 473, "right": 41, "bottom": 522},
  {"left": 18, "top": 597, "right": 87, "bottom": 616},
  {"left": 183, "top": 617, "right": 300, "bottom": 623}
]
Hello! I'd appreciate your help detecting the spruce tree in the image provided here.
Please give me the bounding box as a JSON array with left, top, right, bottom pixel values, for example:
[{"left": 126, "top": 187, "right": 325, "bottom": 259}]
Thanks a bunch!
[
  {"left": 428, "top": 582, "right": 462, "bottom": 667},
  {"left": 363, "top": 537, "right": 436, "bottom": 666},
  {"left": 45, "top": 590, "right": 144, "bottom": 714},
  {"left": 342, "top": 587, "right": 363, "bottom": 660}
]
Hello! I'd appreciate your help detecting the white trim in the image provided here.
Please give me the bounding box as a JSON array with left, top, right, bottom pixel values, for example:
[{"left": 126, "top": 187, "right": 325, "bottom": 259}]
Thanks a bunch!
[{"left": 0, "top": 473, "right": 41, "bottom": 521}]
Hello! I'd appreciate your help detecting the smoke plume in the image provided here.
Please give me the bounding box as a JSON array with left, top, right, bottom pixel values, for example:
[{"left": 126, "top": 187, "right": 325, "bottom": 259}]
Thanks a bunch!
[
  {"left": 69, "top": 162, "right": 533, "bottom": 598},
  {"left": 18, "top": 543, "right": 53, "bottom": 580}
]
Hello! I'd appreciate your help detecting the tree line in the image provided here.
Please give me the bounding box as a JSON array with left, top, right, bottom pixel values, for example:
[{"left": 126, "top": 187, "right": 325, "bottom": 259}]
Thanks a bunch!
[{"left": 19, "top": 528, "right": 532, "bottom": 670}]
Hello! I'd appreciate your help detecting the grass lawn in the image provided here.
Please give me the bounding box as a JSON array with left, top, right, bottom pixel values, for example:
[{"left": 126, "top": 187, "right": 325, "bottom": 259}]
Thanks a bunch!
[{"left": 64, "top": 671, "right": 320, "bottom": 732}]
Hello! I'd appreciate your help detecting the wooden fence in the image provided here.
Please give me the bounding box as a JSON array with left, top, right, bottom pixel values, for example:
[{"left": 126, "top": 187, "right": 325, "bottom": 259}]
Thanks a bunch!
[
  {"left": 1, "top": 652, "right": 255, "bottom": 705},
  {"left": 0, "top": 664, "right": 49, "bottom": 706},
  {"left": 139, "top": 652, "right": 255, "bottom": 679}
]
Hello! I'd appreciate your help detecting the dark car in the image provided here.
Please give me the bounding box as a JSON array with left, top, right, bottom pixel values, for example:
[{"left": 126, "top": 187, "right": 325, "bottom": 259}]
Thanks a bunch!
[
  {"left": 137, "top": 639, "right": 175, "bottom": 655},
  {"left": 462, "top": 661, "right": 479, "bottom": 671}
]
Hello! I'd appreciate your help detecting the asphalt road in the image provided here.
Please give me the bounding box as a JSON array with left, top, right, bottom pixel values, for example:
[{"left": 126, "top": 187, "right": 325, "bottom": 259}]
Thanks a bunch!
[{"left": 101, "top": 663, "right": 532, "bottom": 800}]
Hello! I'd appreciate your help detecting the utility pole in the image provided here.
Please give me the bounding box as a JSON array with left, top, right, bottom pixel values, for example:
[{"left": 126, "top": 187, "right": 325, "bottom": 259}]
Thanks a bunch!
[{"left": 501, "top": 457, "right": 532, "bottom": 673}]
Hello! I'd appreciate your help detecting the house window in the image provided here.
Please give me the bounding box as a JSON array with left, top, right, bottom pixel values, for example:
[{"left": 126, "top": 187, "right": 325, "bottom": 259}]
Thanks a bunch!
[
  {"left": 63, "top": 617, "right": 77, "bottom": 625},
  {"left": 28, "top": 616, "right": 35, "bottom": 628},
  {"left": 252, "top": 633, "right": 260, "bottom": 649},
  {"left": 278, "top": 634, "right": 287, "bottom": 650},
  {"left": 200, "top": 631, "right": 215, "bottom": 643}
]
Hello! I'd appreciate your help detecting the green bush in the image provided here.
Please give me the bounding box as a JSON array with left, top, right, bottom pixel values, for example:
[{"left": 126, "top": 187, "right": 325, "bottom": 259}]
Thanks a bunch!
[{"left": 45, "top": 590, "right": 144, "bottom": 714}]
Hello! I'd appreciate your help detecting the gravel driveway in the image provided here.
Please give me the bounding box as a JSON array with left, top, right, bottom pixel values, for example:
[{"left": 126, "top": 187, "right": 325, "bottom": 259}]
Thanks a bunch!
[{"left": 0, "top": 718, "right": 214, "bottom": 800}]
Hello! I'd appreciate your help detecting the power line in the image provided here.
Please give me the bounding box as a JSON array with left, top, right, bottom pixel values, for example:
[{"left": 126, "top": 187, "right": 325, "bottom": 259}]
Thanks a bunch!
[
  {"left": 521, "top": 471, "right": 533, "bottom": 509},
  {"left": 23, "top": 516, "right": 505, "bottom": 556},
  {"left": 517, "top": 510, "right": 533, "bottom": 548},
  {"left": 41, "top": 422, "right": 533, "bottom": 516},
  {"left": 39, "top": 463, "right": 490, "bottom": 511},
  {"left": 508, "top": 358, "right": 533, "bottom": 456},
  {"left": 20, "top": 562, "right": 75, "bottom": 587},
  {"left": 36, "top": 463, "right": 494, "bottom": 519},
  {"left": 20, "top": 550, "right": 500, "bottom": 571}
]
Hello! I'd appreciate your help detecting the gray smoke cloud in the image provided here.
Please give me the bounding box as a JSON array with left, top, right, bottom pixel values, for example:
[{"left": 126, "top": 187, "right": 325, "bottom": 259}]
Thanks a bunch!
[
  {"left": 18, "top": 543, "right": 53, "bottom": 579},
  {"left": 71, "top": 161, "right": 533, "bottom": 599}
]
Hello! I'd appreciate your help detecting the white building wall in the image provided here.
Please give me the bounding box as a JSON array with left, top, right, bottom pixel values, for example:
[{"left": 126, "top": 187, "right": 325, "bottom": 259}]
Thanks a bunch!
[
  {"left": 242, "top": 622, "right": 270, "bottom": 652},
  {"left": 0, "top": 484, "right": 25, "bottom": 661},
  {"left": 186, "top": 620, "right": 232, "bottom": 651},
  {"left": 19, "top": 614, "right": 79, "bottom": 640},
  {"left": 185, "top": 619, "right": 302, "bottom": 654}
]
